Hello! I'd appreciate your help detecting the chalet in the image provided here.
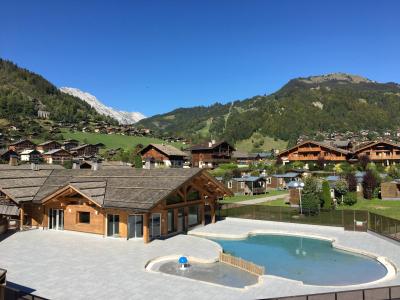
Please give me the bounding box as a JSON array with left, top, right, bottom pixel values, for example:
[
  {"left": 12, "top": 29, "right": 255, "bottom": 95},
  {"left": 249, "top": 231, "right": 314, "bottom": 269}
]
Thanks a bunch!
[
  {"left": 189, "top": 140, "right": 235, "bottom": 169},
  {"left": 226, "top": 176, "right": 267, "bottom": 195},
  {"left": 62, "top": 139, "right": 79, "bottom": 151},
  {"left": 36, "top": 140, "right": 62, "bottom": 153},
  {"left": 43, "top": 149, "right": 73, "bottom": 164},
  {"left": 70, "top": 144, "right": 99, "bottom": 157},
  {"left": 140, "top": 144, "right": 187, "bottom": 168},
  {"left": 20, "top": 149, "right": 42, "bottom": 163},
  {"left": 278, "top": 140, "right": 350, "bottom": 166},
  {"left": 269, "top": 172, "right": 302, "bottom": 189},
  {"left": 0, "top": 149, "right": 18, "bottom": 163},
  {"left": 352, "top": 141, "right": 400, "bottom": 166},
  {"left": 8, "top": 139, "right": 36, "bottom": 153},
  {"left": 381, "top": 181, "right": 400, "bottom": 201},
  {"left": 0, "top": 168, "right": 231, "bottom": 243}
]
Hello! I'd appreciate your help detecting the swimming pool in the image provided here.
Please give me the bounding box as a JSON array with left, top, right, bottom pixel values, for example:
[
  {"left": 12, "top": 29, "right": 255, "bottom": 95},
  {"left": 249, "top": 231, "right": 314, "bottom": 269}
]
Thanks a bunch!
[{"left": 211, "top": 234, "right": 388, "bottom": 286}]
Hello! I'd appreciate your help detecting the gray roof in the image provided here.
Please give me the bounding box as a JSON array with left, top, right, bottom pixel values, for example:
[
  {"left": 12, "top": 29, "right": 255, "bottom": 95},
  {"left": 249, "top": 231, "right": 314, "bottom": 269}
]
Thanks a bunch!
[
  {"left": 0, "top": 164, "right": 64, "bottom": 170},
  {"left": 32, "top": 168, "right": 204, "bottom": 211},
  {"left": 141, "top": 144, "right": 187, "bottom": 157},
  {"left": 43, "top": 149, "right": 71, "bottom": 155},
  {"left": 234, "top": 176, "right": 265, "bottom": 182},
  {"left": 272, "top": 172, "right": 301, "bottom": 178}
]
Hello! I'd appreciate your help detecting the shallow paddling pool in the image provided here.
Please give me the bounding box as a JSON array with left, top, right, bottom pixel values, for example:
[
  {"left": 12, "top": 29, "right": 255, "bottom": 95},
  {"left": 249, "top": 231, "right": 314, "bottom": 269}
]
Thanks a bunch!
[{"left": 211, "top": 234, "right": 388, "bottom": 286}]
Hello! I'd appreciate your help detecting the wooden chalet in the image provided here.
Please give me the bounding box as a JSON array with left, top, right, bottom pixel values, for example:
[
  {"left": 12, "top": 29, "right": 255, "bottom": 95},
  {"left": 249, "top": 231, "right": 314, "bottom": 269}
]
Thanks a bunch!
[
  {"left": 43, "top": 149, "right": 73, "bottom": 164},
  {"left": 0, "top": 149, "right": 18, "bottom": 163},
  {"left": 36, "top": 140, "right": 62, "bottom": 153},
  {"left": 140, "top": 144, "right": 187, "bottom": 168},
  {"left": 20, "top": 149, "right": 42, "bottom": 163},
  {"left": 8, "top": 139, "right": 36, "bottom": 153},
  {"left": 226, "top": 176, "right": 267, "bottom": 195},
  {"left": 0, "top": 168, "right": 231, "bottom": 243},
  {"left": 189, "top": 140, "right": 235, "bottom": 169},
  {"left": 62, "top": 140, "right": 79, "bottom": 151},
  {"left": 70, "top": 144, "right": 99, "bottom": 157},
  {"left": 352, "top": 141, "right": 400, "bottom": 165},
  {"left": 278, "top": 141, "right": 350, "bottom": 165}
]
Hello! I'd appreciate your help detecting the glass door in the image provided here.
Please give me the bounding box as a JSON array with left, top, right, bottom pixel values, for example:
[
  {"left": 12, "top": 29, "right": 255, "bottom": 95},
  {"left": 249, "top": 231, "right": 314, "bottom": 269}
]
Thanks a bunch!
[
  {"left": 49, "top": 209, "right": 64, "bottom": 230},
  {"left": 177, "top": 208, "right": 185, "bottom": 232},
  {"left": 128, "top": 215, "right": 143, "bottom": 239},
  {"left": 167, "top": 209, "right": 175, "bottom": 234},
  {"left": 107, "top": 214, "right": 120, "bottom": 237},
  {"left": 150, "top": 213, "right": 161, "bottom": 239}
]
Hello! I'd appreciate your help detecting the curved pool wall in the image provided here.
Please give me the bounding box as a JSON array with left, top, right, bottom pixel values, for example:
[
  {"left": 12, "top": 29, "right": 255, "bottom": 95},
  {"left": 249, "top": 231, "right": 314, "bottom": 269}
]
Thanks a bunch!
[{"left": 209, "top": 234, "right": 389, "bottom": 286}]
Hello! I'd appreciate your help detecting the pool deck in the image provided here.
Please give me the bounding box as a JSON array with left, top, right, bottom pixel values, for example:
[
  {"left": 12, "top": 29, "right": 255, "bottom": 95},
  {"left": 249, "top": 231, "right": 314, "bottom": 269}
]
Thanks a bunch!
[{"left": 1, "top": 219, "right": 400, "bottom": 299}]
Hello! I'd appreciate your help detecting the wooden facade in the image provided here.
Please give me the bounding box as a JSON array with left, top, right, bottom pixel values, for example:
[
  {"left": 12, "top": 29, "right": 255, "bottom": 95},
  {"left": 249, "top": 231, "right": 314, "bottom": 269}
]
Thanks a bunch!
[
  {"left": 140, "top": 144, "right": 186, "bottom": 168},
  {"left": 70, "top": 144, "right": 99, "bottom": 157},
  {"left": 353, "top": 141, "right": 400, "bottom": 165},
  {"left": 8, "top": 139, "right": 36, "bottom": 153},
  {"left": 36, "top": 141, "right": 62, "bottom": 153},
  {"left": 278, "top": 141, "right": 349, "bottom": 164},
  {"left": 0, "top": 168, "right": 231, "bottom": 244},
  {"left": 225, "top": 177, "right": 267, "bottom": 195},
  {"left": 43, "top": 149, "right": 73, "bottom": 164},
  {"left": 190, "top": 141, "right": 235, "bottom": 169}
]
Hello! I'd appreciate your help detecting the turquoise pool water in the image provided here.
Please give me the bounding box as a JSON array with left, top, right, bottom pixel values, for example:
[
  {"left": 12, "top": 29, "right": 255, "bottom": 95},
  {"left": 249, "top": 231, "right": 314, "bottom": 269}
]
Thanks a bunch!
[{"left": 211, "top": 234, "right": 388, "bottom": 286}]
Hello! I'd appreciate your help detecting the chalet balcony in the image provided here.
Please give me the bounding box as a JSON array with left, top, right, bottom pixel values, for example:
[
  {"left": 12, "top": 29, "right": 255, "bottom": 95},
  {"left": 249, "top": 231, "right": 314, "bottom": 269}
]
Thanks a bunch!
[{"left": 297, "top": 147, "right": 322, "bottom": 152}]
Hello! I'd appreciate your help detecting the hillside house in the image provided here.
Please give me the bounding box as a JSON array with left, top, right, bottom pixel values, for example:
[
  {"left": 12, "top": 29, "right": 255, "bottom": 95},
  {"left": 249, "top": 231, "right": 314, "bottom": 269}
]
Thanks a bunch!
[
  {"left": 20, "top": 149, "right": 42, "bottom": 163},
  {"left": 225, "top": 176, "right": 267, "bottom": 195},
  {"left": 269, "top": 172, "right": 302, "bottom": 189},
  {"left": 36, "top": 141, "right": 62, "bottom": 153},
  {"left": 190, "top": 140, "right": 235, "bottom": 169},
  {"left": 140, "top": 144, "right": 187, "bottom": 168},
  {"left": 62, "top": 140, "right": 79, "bottom": 151},
  {"left": 8, "top": 139, "right": 37, "bottom": 153},
  {"left": 70, "top": 144, "right": 99, "bottom": 157},
  {"left": 352, "top": 141, "right": 400, "bottom": 166},
  {"left": 278, "top": 140, "right": 349, "bottom": 166},
  {"left": 0, "top": 168, "right": 231, "bottom": 243},
  {"left": 43, "top": 149, "right": 73, "bottom": 164},
  {"left": 0, "top": 149, "right": 18, "bottom": 163}
]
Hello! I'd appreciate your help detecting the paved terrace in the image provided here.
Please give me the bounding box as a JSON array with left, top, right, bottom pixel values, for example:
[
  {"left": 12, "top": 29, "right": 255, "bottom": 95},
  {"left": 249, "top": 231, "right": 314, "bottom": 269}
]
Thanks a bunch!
[{"left": 0, "top": 219, "right": 399, "bottom": 300}]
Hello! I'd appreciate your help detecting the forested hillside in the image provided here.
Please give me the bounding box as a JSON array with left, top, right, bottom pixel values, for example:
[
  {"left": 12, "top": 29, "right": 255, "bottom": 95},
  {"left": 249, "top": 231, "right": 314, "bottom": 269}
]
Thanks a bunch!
[
  {"left": 138, "top": 73, "right": 400, "bottom": 147},
  {"left": 0, "top": 59, "right": 116, "bottom": 124}
]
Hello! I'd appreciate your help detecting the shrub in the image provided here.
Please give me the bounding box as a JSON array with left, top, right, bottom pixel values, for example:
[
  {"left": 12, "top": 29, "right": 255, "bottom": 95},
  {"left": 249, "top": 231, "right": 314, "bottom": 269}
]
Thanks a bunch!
[
  {"left": 301, "top": 177, "right": 320, "bottom": 213},
  {"left": 320, "top": 180, "right": 332, "bottom": 209},
  {"left": 362, "top": 170, "right": 379, "bottom": 199},
  {"left": 343, "top": 192, "right": 357, "bottom": 206},
  {"left": 346, "top": 173, "right": 358, "bottom": 192}
]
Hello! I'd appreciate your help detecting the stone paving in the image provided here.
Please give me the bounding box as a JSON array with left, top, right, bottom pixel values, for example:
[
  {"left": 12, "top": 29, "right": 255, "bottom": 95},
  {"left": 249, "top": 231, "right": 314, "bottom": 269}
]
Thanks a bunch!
[{"left": 1, "top": 219, "right": 400, "bottom": 300}]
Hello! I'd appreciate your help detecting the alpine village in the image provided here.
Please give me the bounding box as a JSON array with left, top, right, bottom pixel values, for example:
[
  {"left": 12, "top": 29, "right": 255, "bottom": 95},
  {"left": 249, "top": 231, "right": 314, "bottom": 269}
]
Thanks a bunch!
[{"left": 2, "top": 15, "right": 400, "bottom": 300}]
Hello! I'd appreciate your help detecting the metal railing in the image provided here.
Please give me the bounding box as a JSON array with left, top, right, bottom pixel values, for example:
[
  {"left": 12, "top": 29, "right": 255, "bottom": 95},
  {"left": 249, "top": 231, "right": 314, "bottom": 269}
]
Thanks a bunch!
[
  {"left": 219, "top": 252, "right": 264, "bottom": 276},
  {"left": 264, "top": 284, "right": 400, "bottom": 300},
  {"left": 369, "top": 212, "right": 400, "bottom": 242}
]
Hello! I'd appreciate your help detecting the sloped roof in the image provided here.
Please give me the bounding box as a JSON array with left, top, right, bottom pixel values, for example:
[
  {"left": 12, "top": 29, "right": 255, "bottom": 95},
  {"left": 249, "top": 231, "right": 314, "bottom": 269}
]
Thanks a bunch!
[
  {"left": 9, "top": 139, "right": 36, "bottom": 146},
  {"left": 38, "top": 140, "right": 61, "bottom": 146},
  {"left": 33, "top": 168, "right": 205, "bottom": 210},
  {"left": 0, "top": 202, "right": 19, "bottom": 216},
  {"left": 234, "top": 176, "right": 265, "bottom": 182},
  {"left": 141, "top": 144, "right": 187, "bottom": 157},
  {"left": 272, "top": 172, "right": 301, "bottom": 178},
  {"left": 279, "top": 140, "right": 350, "bottom": 156},
  {"left": 189, "top": 141, "right": 235, "bottom": 151},
  {"left": 43, "top": 149, "right": 71, "bottom": 155},
  {"left": 353, "top": 141, "right": 400, "bottom": 154}
]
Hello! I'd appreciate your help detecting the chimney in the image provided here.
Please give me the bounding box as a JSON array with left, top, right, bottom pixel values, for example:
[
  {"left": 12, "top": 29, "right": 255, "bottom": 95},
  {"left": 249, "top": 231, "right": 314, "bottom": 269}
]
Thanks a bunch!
[
  {"left": 72, "top": 162, "right": 79, "bottom": 169},
  {"left": 211, "top": 139, "right": 216, "bottom": 145},
  {"left": 92, "top": 162, "right": 100, "bottom": 171},
  {"left": 208, "top": 142, "right": 213, "bottom": 147},
  {"left": 9, "top": 156, "right": 18, "bottom": 166},
  {"left": 31, "top": 163, "right": 39, "bottom": 171}
]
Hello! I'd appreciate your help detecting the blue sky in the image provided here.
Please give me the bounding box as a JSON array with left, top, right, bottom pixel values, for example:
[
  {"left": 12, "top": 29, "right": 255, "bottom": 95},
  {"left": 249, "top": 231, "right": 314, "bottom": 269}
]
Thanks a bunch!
[{"left": 1, "top": 1, "right": 400, "bottom": 116}]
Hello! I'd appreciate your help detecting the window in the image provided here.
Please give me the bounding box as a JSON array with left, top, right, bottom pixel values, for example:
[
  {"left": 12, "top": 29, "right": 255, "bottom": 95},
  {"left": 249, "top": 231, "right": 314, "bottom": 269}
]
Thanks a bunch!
[
  {"left": 227, "top": 181, "right": 233, "bottom": 189},
  {"left": 240, "top": 182, "right": 245, "bottom": 189},
  {"left": 266, "top": 177, "right": 272, "bottom": 184},
  {"left": 78, "top": 212, "right": 90, "bottom": 224},
  {"left": 188, "top": 205, "right": 199, "bottom": 226},
  {"left": 187, "top": 189, "right": 200, "bottom": 201},
  {"left": 166, "top": 194, "right": 183, "bottom": 205}
]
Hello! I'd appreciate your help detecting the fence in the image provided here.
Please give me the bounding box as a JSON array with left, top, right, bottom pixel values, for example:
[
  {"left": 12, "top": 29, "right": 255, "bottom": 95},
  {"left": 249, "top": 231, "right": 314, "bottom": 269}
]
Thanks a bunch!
[
  {"left": 265, "top": 284, "right": 400, "bottom": 300},
  {"left": 369, "top": 212, "right": 400, "bottom": 242},
  {"left": 218, "top": 204, "right": 346, "bottom": 227},
  {"left": 218, "top": 204, "right": 400, "bottom": 241},
  {"left": 219, "top": 252, "right": 265, "bottom": 276}
]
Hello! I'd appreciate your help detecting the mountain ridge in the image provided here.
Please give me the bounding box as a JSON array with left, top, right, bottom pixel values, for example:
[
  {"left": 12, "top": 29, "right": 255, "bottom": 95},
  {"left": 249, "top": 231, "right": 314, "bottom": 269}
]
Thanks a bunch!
[
  {"left": 137, "top": 72, "right": 400, "bottom": 146},
  {"left": 60, "top": 87, "right": 145, "bottom": 125}
]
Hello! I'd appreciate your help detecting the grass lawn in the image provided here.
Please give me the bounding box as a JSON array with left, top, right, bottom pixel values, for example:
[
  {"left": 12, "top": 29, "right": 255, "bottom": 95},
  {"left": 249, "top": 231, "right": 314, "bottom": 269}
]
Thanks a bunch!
[
  {"left": 59, "top": 129, "right": 185, "bottom": 150},
  {"left": 235, "top": 134, "right": 288, "bottom": 153},
  {"left": 336, "top": 198, "right": 400, "bottom": 220},
  {"left": 258, "top": 197, "right": 400, "bottom": 220},
  {"left": 221, "top": 190, "right": 289, "bottom": 203}
]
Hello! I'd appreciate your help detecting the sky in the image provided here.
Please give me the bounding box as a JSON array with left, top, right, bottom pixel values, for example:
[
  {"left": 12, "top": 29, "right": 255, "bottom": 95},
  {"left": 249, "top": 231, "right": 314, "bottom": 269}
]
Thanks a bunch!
[{"left": 1, "top": 1, "right": 400, "bottom": 117}]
